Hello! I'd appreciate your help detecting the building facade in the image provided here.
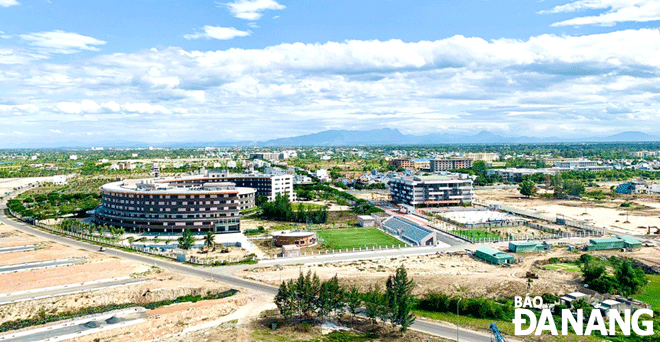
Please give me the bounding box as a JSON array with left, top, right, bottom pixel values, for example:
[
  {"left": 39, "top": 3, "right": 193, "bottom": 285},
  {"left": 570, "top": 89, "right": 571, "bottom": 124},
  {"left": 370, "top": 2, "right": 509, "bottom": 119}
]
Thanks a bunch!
[
  {"left": 389, "top": 158, "right": 415, "bottom": 169},
  {"left": 94, "top": 179, "right": 255, "bottom": 234},
  {"left": 429, "top": 158, "right": 474, "bottom": 172},
  {"left": 206, "top": 172, "right": 295, "bottom": 201},
  {"left": 389, "top": 175, "right": 473, "bottom": 206}
]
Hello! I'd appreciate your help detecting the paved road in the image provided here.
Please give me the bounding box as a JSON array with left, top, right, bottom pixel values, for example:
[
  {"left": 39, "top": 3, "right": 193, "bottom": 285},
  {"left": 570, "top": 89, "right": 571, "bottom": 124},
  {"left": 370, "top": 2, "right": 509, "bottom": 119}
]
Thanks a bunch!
[
  {"left": 0, "top": 278, "right": 147, "bottom": 305},
  {"left": 0, "top": 201, "right": 495, "bottom": 342},
  {"left": 0, "top": 309, "right": 147, "bottom": 342},
  {"left": 0, "top": 258, "right": 85, "bottom": 274},
  {"left": 0, "top": 245, "right": 36, "bottom": 254},
  {"left": 259, "top": 243, "right": 477, "bottom": 266}
]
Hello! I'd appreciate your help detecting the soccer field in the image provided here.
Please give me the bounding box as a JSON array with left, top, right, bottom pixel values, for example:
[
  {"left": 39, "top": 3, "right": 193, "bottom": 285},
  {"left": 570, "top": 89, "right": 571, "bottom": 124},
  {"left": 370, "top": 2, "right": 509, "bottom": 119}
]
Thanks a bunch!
[
  {"left": 315, "top": 228, "right": 405, "bottom": 250},
  {"left": 634, "top": 275, "right": 660, "bottom": 309},
  {"left": 454, "top": 229, "right": 500, "bottom": 241}
]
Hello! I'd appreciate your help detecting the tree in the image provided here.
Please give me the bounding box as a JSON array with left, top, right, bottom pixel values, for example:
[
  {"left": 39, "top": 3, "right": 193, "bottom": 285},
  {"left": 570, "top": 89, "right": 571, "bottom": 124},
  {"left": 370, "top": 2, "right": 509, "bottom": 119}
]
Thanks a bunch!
[
  {"left": 563, "top": 179, "right": 585, "bottom": 197},
  {"left": 345, "top": 285, "right": 362, "bottom": 321},
  {"left": 177, "top": 229, "right": 195, "bottom": 250},
  {"left": 203, "top": 231, "right": 215, "bottom": 251},
  {"left": 615, "top": 259, "right": 647, "bottom": 297},
  {"left": 275, "top": 281, "right": 295, "bottom": 321},
  {"left": 519, "top": 179, "right": 537, "bottom": 198},
  {"left": 364, "top": 284, "right": 386, "bottom": 328},
  {"left": 385, "top": 266, "right": 416, "bottom": 333}
]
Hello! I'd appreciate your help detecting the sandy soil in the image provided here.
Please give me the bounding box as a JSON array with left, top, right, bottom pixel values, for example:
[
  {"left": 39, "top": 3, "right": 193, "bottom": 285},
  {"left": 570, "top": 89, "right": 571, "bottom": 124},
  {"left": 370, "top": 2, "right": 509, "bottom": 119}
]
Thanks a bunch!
[
  {"left": 0, "top": 241, "right": 89, "bottom": 266},
  {"left": 0, "top": 211, "right": 246, "bottom": 328},
  {"left": 237, "top": 249, "right": 584, "bottom": 298},
  {"left": 74, "top": 291, "right": 274, "bottom": 342},
  {"left": 476, "top": 188, "right": 660, "bottom": 236},
  {"left": 238, "top": 245, "right": 660, "bottom": 300}
]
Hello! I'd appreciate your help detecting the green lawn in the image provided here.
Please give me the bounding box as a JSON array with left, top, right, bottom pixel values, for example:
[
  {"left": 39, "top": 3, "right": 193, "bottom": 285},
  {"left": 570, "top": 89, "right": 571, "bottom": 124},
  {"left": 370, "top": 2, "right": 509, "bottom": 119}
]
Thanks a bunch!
[
  {"left": 291, "top": 203, "right": 327, "bottom": 211},
  {"left": 543, "top": 263, "right": 581, "bottom": 273},
  {"left": 315, "top": 228, "right": 405, "bottom": 250},
  {"left": 454, "top": 229, "right": 500, "bottom": 240},
  {"left": 634, "top": 274, "right": 660, "bottom": 309}
]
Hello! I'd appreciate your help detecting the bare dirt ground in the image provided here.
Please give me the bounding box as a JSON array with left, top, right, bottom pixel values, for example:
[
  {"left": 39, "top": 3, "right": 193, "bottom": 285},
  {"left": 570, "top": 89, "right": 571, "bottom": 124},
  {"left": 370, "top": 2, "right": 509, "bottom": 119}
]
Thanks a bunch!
[
  {"left": 0, "top": 218, "right": 239, "bottom": 326},
  {"left": 476, "top": 187, "right": 660, "bottom": 236},
  {"left": 237, "top": 245, "right": 660, "bottom": 300},
  {"left": 238, "top": 249, "right": 580, "bottom": 298},
  {"left": 74, "top": 291, "right": 275, "bottom": 342}
]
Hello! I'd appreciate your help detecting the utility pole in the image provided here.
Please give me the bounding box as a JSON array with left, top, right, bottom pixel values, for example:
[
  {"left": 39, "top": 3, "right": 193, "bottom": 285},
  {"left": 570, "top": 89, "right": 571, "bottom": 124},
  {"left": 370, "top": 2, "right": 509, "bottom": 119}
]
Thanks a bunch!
[{"left": 457, "top": 297, "right": 462, "bottom": 342}]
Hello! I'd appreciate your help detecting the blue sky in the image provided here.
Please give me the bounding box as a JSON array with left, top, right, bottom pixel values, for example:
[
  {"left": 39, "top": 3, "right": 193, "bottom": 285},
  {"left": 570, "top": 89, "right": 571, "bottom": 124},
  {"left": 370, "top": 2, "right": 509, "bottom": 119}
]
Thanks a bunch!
[{"left": 1, "top": 0, "right": 660, "bottom": 146}]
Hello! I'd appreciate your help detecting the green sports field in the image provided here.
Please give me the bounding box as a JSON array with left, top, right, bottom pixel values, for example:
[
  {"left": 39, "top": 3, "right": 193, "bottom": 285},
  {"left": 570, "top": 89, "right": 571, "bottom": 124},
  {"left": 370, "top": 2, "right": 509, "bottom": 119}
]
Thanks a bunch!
[
  {"left": 315, "top": 228, "right": 405, "bottom": 250},
  {"left": 454, "top": 229, "right": 500, "bottom": 241},
  {"left": 634, "top": 275, "right": 660, "bottom": 309},
  {"left": 291, "top": 203, "right": 327, "bottom": 211}
]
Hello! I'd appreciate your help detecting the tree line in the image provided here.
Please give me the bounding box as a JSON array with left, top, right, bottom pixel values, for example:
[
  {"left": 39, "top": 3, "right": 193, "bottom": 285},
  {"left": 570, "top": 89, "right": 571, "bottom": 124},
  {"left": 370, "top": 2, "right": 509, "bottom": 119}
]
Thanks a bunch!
[
  {"left": 60, "top": 219, "right": 125, "bottom": 239},
  {"left": 275, "top": 266, "right": 416, "bottom": 333},
  {"left": 580, "top": 254, "right": 648, "bottom": 297},
  {"left": 261, "top": 194, "right": 328, "bottom": 224}
]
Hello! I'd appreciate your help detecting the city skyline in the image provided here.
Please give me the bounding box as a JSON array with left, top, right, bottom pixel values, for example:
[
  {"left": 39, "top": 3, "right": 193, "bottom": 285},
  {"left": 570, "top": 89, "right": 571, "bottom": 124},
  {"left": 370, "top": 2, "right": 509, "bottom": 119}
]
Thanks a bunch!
[{"left": 2, "top": 0, "right": 660, "bottom": 147}]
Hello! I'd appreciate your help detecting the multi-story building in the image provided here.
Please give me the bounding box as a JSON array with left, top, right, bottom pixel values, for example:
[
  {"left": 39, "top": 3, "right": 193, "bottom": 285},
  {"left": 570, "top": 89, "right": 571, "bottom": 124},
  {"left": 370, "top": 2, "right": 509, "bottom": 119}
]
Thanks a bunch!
[
  {"left": 555, "top": 159, "right": 611, "bottom": 172},
  {"left": 206, "top": 172, "right": 295, "bottom": 201},
  {"left": 250, "top": 152, "right": 280, "bottom": 160},
  {"left": 94, "top": 178, "right": 255, "bottom": 234},
  {"left": 389, "top": 174, "right": 473, "bottom": 206},
  {"left": 465, "top": 153, "right": 499, "bottom": 162},
  {"left": 487, "top": 168, "right": 560, "bottom": 182},
  {"left": 413, "top": 158, "right": 431, "bottom": 171},
  {"left": 429, "top": 157, "right": 473, "bottom": 172},
  {"left": 389, "top": 158, "right": 415, "bottom": 169}
]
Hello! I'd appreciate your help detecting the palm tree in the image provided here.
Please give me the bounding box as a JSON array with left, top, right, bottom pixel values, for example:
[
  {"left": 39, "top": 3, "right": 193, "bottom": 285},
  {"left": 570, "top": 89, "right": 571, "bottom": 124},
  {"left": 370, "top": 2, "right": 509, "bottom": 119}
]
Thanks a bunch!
[{"left": 203, "top": 231, "right": 215, "bottom": 252}]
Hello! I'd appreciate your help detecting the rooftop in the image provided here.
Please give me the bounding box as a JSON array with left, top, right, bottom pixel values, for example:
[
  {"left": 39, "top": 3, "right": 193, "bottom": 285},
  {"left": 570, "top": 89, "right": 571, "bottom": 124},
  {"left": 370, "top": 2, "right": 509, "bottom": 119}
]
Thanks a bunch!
[{"left": 100, "top": 178, "right": 255, "bottom": 195}]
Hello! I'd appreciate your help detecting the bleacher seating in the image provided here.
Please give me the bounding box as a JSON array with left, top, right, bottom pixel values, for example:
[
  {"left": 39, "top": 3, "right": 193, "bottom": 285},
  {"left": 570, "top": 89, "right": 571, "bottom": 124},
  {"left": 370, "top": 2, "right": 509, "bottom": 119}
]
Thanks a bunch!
[{"left": 382, "top": 217, "right": 434, "bottom": 246}]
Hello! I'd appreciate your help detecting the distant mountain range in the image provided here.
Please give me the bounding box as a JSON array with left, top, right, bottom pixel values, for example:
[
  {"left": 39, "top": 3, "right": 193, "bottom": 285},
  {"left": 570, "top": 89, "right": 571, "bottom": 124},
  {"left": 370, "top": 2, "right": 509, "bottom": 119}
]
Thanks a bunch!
[
  {"left": 5, "top": 129, "right": 660, "bottom": 149},
  {"left": 253, "top": 129, "right": 660, "bottom": 147}
]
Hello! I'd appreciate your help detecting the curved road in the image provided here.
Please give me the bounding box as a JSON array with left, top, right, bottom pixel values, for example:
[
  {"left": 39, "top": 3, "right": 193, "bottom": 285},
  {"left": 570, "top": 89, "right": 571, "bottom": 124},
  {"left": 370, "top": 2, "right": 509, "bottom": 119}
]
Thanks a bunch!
[{"left": 0, "top": 200, "right": 494, "bottom": 342}]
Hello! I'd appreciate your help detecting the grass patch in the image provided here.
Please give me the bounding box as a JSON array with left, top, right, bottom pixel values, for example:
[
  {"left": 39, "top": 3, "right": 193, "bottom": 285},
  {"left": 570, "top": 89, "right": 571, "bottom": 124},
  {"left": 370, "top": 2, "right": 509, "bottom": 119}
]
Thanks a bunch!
[
  {"left": 633, "top": 275, "right": 660, "bottom": 310},
  {"left": 543, "top": 263, "right": 581, "bottom": 273},
  {"left": 453, "top": 229, "right": 500, "bottom": 240},
  {"left": 315, "top": 228, "right": 404, "bottom": 250},
  {"left": 291, "top": 203, "right": 327, "bottom": 211}
]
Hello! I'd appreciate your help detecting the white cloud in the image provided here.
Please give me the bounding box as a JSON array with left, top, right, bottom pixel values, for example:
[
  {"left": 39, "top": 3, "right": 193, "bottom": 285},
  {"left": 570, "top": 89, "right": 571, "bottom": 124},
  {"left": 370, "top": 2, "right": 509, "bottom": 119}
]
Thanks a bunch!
[
  {"left": 0, "top": 104, "right": 38, "bottom": 114},
  {"left": 50, "top": 129, "right": 62, "bottom": 134},
  {"left": 225, "top": 0, "right": 285, "bottom": 21},
  {"left": 541, "top": 0, "right": 660, "bottom": 26},
  {"left": 184, "top": 26, "right": 250, "bottom": 40},
  {"left": 55, "top": 100, "right": 101, "bottom": 114},
  {"left": 5, "top": 29, "right": 660, "bottom": 144},
  {"left": 0, "top": 0, "right": 19, "bottom": 7},
  {"left": 20, "top": 30, "right": 106, "bottom": 54}
]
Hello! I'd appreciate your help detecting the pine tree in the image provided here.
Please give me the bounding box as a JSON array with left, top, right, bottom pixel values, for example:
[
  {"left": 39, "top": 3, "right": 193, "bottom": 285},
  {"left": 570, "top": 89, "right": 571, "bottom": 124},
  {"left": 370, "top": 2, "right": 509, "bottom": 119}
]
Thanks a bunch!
[
  {"left": 275, "top": 281, "right": 295, "bottom": 321},
  {"left": 385, "top": 266, "right": 416, "bottom": 333},
  {"left": 345, "top": 285, "right": 361, "bottom": 322}
]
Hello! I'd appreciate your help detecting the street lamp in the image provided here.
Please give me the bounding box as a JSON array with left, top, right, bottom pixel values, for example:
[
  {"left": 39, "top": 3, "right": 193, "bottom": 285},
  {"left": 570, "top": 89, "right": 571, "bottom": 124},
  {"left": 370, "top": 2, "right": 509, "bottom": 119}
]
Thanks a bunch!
[{"left": 457, "top": 297, "right": 462, "bottom": 341}]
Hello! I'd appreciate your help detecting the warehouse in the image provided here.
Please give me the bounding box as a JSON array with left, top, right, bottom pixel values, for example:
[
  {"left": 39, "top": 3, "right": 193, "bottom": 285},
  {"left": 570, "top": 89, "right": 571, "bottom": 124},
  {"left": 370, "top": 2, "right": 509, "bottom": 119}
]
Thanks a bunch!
[
  {"left": 587, "top": 237, "right": 625, "bottom": 251},
  {"left": 509, "top": 241, "right": 550, "bottom": 253},
  {"left": 475, "top": 247, "right": 514, "bottom": 265},
  {"left": 586, "top": 236, "right": 642, "bottom": 251},
  {"left": 618, "top": 235, "right": 642, "bottom": 249}
]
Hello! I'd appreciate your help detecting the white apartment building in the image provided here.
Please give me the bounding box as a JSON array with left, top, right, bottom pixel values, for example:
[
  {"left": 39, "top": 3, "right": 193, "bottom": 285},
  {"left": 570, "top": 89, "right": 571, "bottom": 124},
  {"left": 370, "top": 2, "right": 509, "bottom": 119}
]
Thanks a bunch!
[{"left": 389, "top": 174, "right": 473, "bottom": 206}]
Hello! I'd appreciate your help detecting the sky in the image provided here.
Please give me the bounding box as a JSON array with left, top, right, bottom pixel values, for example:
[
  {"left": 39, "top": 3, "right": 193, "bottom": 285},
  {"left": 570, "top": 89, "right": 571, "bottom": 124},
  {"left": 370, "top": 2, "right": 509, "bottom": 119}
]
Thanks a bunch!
[{"left": 1, "top": 0, "right": 660, "bottom": 147}]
